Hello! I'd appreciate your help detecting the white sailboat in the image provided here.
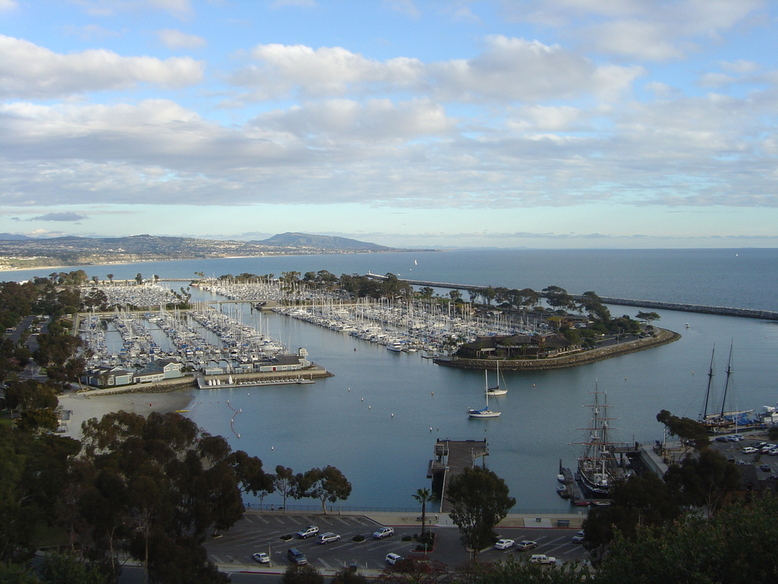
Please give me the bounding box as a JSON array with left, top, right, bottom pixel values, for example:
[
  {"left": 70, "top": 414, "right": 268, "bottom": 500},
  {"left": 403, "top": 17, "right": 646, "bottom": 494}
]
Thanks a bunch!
[
  {"left": 486, "top": 361, "right": 508, "bottom": 397},
  {"left": 468, "top": 370, "right": 501, "bottom": 418}
]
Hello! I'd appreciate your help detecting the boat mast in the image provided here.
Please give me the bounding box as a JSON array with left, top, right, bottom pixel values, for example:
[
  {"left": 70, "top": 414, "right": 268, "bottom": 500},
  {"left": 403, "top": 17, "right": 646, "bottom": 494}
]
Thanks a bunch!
[
  {"left": 702, "top": 346, "right": 715, "bottom": 420},
  {"left": 719, "top": 341, "right": 734, "bottom": 419}
]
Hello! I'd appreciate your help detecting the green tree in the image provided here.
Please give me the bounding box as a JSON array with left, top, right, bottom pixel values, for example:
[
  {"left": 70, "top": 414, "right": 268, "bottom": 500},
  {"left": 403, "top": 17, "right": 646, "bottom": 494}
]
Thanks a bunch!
[
  {"left": 446, "top": 466, "right": 515, "bottom": 555},
  {"left": 596, "top": 495, "right": 778, "bottom": 584},
  {"left": 280, "top": 563, "right": 324, "bottom": 584},
  {"left": 656, "top": 410, "right": 710, "bottom": 451},
  {"left": 664, "top": 447, "right": 740, "bottom": 515},
  {"left": 135, "top": 273, "right": 143, "bottom": 284},
  {"left": 274, "top": 466, "right": 296, "bottom": 511},
  {"left": 636, "top": 311, "right": 661, "bottom": 326},
  {"left": 297, "top": 466, "right": 352, "bottom": 514},
  {"left": 75, "top": 411, "right": 242, "bottom": 581},
  {"left": 331, "top": 566, "right": 369, "bottom": 584}
]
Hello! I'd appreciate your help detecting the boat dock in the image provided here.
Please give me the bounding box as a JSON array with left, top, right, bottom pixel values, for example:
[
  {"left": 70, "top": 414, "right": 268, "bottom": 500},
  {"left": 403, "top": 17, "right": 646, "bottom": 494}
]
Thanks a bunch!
[{"left": 427, "top": 438, "right": 489, "bottom": 513}]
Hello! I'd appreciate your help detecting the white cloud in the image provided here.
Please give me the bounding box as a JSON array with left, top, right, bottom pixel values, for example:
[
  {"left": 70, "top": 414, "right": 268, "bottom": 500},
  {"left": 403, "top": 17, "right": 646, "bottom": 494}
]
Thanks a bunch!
[
  {"left": 0, "top": 35, "right": 204, "bottom": 98},
  {"left": 157, "top": 29, "right": 206, "bottom": 50},
  {"left": 500, "top": 0, "right": 767, "bottom": 62},
  {"left": 72, "top": 0, "right": 193, "bottom": 19},
  {"left": 0, "top": 0, "right": 18, "bottom": 12},
  {"left": 234, "top": 37, "right": 640, "bottom": 104}
]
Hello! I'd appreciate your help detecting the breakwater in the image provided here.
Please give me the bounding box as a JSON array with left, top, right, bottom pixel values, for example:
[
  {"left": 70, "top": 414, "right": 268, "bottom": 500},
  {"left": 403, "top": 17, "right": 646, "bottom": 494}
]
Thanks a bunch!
[
  {"left": 434, "top": 327, "right": 681, "bottom": 371},
  {"left": 366, "top": 274, "right": 778, "bottom": 321}
]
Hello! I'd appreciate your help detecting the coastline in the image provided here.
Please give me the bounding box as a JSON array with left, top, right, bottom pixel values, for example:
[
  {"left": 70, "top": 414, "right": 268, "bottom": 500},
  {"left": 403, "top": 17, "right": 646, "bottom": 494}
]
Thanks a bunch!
[
  {"left": 57, "top": 389, "right": 195, "bottom": 440},
  {"left": 434, "top": 327, "right": 681, "bottom": 370}
]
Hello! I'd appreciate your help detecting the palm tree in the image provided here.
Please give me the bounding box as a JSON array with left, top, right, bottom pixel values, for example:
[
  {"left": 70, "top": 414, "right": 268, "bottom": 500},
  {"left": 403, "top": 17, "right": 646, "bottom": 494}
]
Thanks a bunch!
[{"left": 412, "top": 488, "right": 436, "bottom": 538}]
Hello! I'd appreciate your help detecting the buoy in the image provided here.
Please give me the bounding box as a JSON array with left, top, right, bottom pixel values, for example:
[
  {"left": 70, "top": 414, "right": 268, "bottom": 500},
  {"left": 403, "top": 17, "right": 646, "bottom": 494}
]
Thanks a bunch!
[
  {"left": 271, "top": 446, "right": 274, "bottom": 450},
  {"left": 431, "top": 391, "right": 434, "bottom": 396},
  {"left": 391, "top": 413, "right": 394, "bottom": 417},
  {"left": 361, "top": 397, "right": 364, "bottom": 401},
  {"left": 368, "top": 405, "right": 371, "bottom": 409},
  {"left": 430, "top": 427, "right": 433, "bottom": 432}
]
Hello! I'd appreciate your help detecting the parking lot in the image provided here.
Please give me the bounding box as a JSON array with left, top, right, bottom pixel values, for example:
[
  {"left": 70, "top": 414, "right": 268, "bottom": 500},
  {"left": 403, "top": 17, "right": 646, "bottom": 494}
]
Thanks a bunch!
[{"left": 205, "top": 512, "right": 588, "bottom": 573}]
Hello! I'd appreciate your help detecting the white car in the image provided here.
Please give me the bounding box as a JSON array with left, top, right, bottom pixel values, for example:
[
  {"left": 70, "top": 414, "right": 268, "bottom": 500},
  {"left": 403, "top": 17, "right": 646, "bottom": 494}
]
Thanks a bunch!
[
  {"left": 572, "top": 530, "right": 585, "bottom": 544},
  {"left": 252, "top": 552, "right": 270, "bottom": 564},
  {"left": 385, "top": 553, "right": 402, "bottom": 565},
  {"left": 742, "top": 446, "right": 758, "bottom": 454},
  {"left": 373, "top": 526, "right": 395, "bottom": 539},
  {"left": 494, "top": 538, "right": 515, "bottom": 550},
  {"left": 530, "top": 554, "right": 556, "bottom": 565},
  {"left": 317, "top": 532, "right": 341, "bottom": 544},
  {"left": 297, "top": 525, "right": 319, "bottom": 539}
]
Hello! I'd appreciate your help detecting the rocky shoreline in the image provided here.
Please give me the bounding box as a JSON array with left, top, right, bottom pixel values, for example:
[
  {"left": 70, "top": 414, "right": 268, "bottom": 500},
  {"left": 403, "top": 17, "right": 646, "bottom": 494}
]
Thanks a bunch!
[{"left": 433, "top": 327, "right": 681, "bottom": 371}]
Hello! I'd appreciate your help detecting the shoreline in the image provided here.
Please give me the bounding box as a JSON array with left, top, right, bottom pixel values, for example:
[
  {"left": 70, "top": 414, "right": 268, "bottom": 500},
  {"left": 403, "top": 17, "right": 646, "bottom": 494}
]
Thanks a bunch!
[
  {"left": 434, "top": 327, "right": 681, "bottom": 370},
  {"left": 57, "top": 389, "right": 195, "bottom": 440}
]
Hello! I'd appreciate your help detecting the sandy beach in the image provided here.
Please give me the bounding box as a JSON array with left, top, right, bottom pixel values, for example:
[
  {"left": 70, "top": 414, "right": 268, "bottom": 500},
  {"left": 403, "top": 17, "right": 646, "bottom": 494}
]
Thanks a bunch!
[{"left": 58, "top": 389, "right": 195, "bottom": 440}]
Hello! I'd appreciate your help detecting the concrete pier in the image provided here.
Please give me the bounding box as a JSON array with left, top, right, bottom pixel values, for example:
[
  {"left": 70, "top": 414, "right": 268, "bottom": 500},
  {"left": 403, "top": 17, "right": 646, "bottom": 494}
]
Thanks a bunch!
[{"left": 427, "top": 439, "right": 489, "bottom": 513}]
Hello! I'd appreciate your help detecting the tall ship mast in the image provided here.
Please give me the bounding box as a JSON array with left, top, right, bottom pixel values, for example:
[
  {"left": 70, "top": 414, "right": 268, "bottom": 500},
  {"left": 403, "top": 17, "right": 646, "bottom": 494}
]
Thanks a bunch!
[
  {"left": 699, "top": 342, "right": 753, "bottom": 432},
  {"left": 574, "top": 385, "right": 629, "bottom": 498}
]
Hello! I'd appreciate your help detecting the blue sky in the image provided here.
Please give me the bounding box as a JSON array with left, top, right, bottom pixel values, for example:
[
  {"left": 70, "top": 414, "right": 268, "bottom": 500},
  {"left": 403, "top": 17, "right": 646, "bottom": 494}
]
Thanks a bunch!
[{"left": 1, "top": 0, "right": 776, "bottom": 248}]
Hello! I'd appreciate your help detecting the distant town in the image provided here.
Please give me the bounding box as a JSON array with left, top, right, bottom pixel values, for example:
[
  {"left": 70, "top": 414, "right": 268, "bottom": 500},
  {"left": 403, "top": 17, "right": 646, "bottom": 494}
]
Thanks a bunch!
[{"left": 0, "top": 232, "right": 430, "bottom": 270}]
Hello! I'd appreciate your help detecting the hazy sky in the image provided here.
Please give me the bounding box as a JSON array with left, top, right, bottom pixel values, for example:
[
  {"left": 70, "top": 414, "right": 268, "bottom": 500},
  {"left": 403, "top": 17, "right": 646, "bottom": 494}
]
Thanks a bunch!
[{"left": 1, "top": 0, "right": 776, "bottom": 248}]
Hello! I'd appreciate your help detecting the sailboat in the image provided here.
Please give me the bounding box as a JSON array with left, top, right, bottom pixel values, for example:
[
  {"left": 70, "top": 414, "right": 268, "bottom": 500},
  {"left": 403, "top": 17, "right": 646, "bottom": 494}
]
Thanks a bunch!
[
  {"left": 468, "top": 370, "right": 501, "bottom": 418},
  {"left": 575, "top": 386, "right": 624, "bottom": 497},
  {"left": 486, "top": 361, "right": 508, "bottom": 397},
  {"left": 699, "top": 343, "right": 753, "bottom": 431}
]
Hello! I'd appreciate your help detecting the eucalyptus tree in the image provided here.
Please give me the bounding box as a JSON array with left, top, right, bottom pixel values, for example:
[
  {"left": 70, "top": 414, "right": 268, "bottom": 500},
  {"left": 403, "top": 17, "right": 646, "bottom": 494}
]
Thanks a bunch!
[{"left": 296, "top": 466, "right": 352, "bottom": 514}]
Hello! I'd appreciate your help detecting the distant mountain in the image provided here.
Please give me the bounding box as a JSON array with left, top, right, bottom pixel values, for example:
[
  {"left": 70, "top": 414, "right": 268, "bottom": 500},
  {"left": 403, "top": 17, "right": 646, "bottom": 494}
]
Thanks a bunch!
[
  {"left": 0, "top": 233, "right": 32, "bottom": 241},
  {"left": 256, "top": 232, "right": 395, "bottom": 252},
  {"left": 0, "top": 232, "right": 428, "bottom": 270}
]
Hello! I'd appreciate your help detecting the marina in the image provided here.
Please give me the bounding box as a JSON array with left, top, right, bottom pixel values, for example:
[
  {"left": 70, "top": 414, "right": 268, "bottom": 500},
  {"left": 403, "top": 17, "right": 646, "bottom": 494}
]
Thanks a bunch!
[{"left": 6, "top": 248, "right": 778, "bottom": 511}]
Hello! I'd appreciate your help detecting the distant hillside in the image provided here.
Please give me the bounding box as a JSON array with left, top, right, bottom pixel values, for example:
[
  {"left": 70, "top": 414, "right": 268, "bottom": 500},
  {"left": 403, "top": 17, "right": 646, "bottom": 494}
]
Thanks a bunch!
[
  {"left": 0, "top": 233, "right": 32, "bottom": 241},
  {"left": 0, "top": 233, "right": 426, "bottom": 270},
  {"left": 257, "top": 232, "right": 393, "bottom": 252}
]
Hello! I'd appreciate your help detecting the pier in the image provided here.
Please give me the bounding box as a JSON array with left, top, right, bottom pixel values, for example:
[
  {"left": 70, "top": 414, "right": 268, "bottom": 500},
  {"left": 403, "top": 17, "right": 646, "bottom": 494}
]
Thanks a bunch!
[{"left": 427, "top": 438, "right": 489, "bottom": 513}]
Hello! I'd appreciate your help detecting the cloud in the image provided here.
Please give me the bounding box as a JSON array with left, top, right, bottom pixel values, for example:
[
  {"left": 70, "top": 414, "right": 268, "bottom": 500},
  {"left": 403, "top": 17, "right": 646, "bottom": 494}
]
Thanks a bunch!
[
  {"left": 73, "top": 0, "right": 194, "bottom": 19},
  {"left": 500, "top": 0, "right": 766, "bottom": 62},
  {"left": 28, "top": 212, "right": 88, "bottom": 222},
  {"left": 233, "top": 37, "right": 640, "bottom": 103},
  {"left": 0, "top": 0, "right": 18, "bottom": 12},
  {"left": 157, "top": 29, "right": 206, "bottom": 50},
  {"left": 0, "top": 35, "right": 204, "bottom": 99}
]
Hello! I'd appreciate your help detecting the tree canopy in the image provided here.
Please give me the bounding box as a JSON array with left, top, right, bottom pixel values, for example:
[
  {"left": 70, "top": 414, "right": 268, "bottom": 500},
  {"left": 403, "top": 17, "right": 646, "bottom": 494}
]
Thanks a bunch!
[{"left": 446, "top": 466, "right": 515, "bottom": 554}]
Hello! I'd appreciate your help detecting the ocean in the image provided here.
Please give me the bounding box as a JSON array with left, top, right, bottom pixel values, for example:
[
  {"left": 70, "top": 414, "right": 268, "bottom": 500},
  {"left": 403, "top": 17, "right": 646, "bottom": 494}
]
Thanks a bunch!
[{"left": 3, "top": 248, "right": 778, "bottom": 512}]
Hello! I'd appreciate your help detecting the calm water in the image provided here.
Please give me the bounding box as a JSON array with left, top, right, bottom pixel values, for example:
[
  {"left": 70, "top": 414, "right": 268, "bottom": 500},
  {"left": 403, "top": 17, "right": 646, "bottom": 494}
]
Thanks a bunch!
[{"left": 4, "top": 249, "right": 778, "bottom": 512}]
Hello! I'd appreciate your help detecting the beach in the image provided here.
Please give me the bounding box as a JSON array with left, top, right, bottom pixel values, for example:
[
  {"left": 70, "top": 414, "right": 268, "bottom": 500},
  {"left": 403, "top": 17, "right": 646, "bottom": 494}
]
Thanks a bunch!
[{"left": 58, "top": 389, "right": 195, "bottom": 440}]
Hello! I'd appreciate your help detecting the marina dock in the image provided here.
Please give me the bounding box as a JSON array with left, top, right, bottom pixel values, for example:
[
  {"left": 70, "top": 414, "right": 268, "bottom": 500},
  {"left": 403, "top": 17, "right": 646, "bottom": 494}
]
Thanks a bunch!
[{"left": 427, "top": 438, "right": 489, "bottom": 513}]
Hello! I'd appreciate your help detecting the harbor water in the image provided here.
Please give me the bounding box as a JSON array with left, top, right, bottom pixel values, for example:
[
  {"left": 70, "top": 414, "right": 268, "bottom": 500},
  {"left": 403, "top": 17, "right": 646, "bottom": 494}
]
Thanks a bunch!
[{"left": 3, "top": 248, "right": 778, "bottom": 512}]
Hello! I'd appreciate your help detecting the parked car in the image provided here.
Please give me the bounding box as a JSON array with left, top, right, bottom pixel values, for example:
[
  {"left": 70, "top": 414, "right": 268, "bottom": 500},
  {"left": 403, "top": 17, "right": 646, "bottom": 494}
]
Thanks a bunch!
[
  {"left": 742, "top": 446, "right": 758, "bottom": 454},
  {"left": 287, "top": 548, "right": 307, "bottom": 565},
  {"left": 297, "top": 525, "right": 319, "bottom": 539},
  {"left": 516, "top": 540, "right": 538, "bottom": 550},
  {"left": 572, "top": 530, "right": 585, "bottom": 544},
  {"left": 317, "top": 532, "right": 341, "bottom": 544},
  {"left": 760, "top": 464, "right": 772, "bottom": 472},
  {"left": 252, "top": 552, "right": 270, "bottom": 564},
  {"left": 530, "top": 554, "right": 556, "bottom": 565},
  {"left": 494, "top": 538, "right": 515, "bottom": 550},
  {"left": 373, "top": 526, "right": 395, "bottom": 539},
  {"left": 386, "top": 553, "right": 402, "bottom": 565}
]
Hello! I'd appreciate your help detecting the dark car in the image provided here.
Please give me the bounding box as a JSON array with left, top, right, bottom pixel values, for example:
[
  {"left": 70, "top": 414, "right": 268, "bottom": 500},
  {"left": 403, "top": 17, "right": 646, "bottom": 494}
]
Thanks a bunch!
[{"left": 287, "top": 548, "right": 307, "bottom": 565}]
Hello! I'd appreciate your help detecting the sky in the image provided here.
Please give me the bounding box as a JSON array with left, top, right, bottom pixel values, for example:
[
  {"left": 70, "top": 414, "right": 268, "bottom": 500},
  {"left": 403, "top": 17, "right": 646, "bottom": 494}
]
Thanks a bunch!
[{"left": 0, "top": 0, "right": 777, "bottom": 249}]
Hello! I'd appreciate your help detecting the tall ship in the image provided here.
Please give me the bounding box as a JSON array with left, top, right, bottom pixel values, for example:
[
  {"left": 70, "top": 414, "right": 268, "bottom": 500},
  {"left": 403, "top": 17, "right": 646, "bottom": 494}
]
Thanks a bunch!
[
  {"left": 574, "top": 386, "right": 629, "bottom": 498},
  {"left": 699, "top": 343, "right": 754, "bottom": 432}
]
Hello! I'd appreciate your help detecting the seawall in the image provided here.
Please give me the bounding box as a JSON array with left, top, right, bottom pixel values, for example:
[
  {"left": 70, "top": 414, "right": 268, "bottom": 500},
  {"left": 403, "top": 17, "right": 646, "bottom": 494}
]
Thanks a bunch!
[{"left": 433, "top": 327, "right": 681, "bottom": 371}]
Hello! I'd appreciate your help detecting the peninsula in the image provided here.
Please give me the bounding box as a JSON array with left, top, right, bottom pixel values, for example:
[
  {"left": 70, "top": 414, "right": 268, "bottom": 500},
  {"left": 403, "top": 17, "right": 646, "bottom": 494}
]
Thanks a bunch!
[{"left": 0, "top": 232, "right": 432, "bottom": 270}]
